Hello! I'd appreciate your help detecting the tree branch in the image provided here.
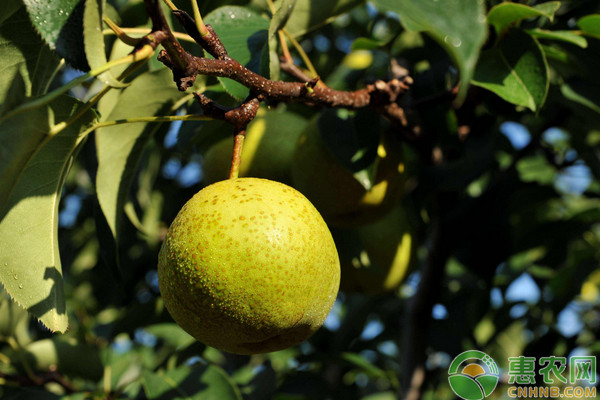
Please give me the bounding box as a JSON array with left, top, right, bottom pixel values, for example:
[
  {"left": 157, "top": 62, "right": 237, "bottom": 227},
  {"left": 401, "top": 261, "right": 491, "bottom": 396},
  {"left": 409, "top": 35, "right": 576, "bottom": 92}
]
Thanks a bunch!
[{"left": 401, "top": 202, "right": 451, "bottom": 400}]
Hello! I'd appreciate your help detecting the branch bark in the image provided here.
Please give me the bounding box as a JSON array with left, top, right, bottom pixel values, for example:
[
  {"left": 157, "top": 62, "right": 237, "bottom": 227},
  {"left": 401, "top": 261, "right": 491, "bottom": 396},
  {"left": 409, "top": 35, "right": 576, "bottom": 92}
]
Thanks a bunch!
[
  {"left": 143, "top": 1, "right": 415, "bottom": 136},
  {"left": 401, "top": 201, "right": 451, "bottom": 400}
]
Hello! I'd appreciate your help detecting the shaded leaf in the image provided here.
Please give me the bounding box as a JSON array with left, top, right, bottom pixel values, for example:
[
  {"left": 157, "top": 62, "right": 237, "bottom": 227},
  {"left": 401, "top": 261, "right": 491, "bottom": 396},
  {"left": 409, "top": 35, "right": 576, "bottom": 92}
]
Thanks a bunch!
[
  {"left": 318, "top": 109, "right": 381, "bottom": 190},
  {"left": 487, "top": 1, "right": 561, "bottom": 35},
  {"left": 205, "top": 7, "right": 270, "bottom": 100},
  {"left": 373, "top": 0, "right": 487, "bottom": 103},
  {"left": 0, "top": 288, "right": 32, "bottom": 345},
  {"left": 527, "top": 29, "right": 588, "bottom": 48},
  {"left": 472, "top": 29, "right": 549, "bottom": 111},
  {"left": 577, "top": 14, "right": 600, "bottom": 38},
  {"left": 0, "top": 95, "right": 98, "bottom": 332},
  {"left": 142, "top": 364, "right": 242, "bottom": 400},
  {"left": 144, "top": 323, "right": 195, "bottom": 348},
  {"left": 516, "top": 155, "right": 556, "bottom": 185},
  {"left": 0, "top": 5, "right": 60, "bottom": 116},
  {"left": 23, "top": 0, "right": 89, "bottom": 70},
  {"left": 83, "top": 0, "right": 128, "bottom": 87},
  {"left": 341, "top": 352, "right": 388, "bottom": 379},
  {"left": 268, "top": 0, "right": 296, "bottom": 81},
  {"left": 284, "top": 0, "right": 365, "bottom": 38},
  {"left": 23, "top": 337, "right": 103, "bottom": 380},
  {"left": 95, "top": 69, "right": 183, "bottom": 240},
  {"left": 561, "top": 81, "right": 600, "bottom": 114}
]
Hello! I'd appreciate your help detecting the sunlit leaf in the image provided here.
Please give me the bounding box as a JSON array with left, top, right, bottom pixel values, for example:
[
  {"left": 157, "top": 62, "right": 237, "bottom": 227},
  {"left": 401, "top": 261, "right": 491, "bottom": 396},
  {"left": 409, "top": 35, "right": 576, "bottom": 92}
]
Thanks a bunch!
[
  {"left": 22, "top": 0, "right": 89, "bottom": 70},
  {"left": 268, "top": 0, "right": 296, "bottom": 81},
  {"left": 0, "top": 95, "right": 98, "bottom": 332},
  {"left": 577, "top": 14, "right": 600, "bottom": 38},
  {"left": 96, "top": 69, "right": 184, "bottom": 241},
  {"left": 205, "top": 6, "right": 270, "bottom": 100},
  {"left": 0, "top": 5, "right": 60, "bottom": 116},
  {"left": 487, "top": 1, "right": 561, "bottom": 35},
  {"left": 527, "top": 29, "right": 587, "bottom": 48},
  {"left": 83, "top": 0, "right": 128, "bottom": 88}
]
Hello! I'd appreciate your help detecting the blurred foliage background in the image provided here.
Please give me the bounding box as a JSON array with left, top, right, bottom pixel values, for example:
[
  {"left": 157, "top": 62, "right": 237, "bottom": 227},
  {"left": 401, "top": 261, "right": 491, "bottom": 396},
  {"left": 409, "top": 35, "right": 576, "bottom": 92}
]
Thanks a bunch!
[{"left": 1, "top": 0, "right": 599, "bottom": 399}]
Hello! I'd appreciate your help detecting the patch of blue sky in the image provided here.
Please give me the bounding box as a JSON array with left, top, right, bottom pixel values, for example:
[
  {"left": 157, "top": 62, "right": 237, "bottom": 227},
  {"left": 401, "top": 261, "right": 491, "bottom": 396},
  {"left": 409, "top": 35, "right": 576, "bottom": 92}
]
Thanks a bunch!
[
  {"left": 505, "top": 273, "right": 540, "bottom": 304},
  {"left": 554, "top": 163, "right": 593, "bottom": 195},
  {"left": 500, "top": 121, "right": 531, "bottom": 150}
]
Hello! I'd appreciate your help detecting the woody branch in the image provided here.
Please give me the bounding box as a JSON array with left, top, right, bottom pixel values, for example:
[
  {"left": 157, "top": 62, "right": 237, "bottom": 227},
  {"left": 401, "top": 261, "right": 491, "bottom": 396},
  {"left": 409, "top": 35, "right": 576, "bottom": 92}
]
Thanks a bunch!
[{"left": 143, "top": 0, "right": 414, "bottom": 136}]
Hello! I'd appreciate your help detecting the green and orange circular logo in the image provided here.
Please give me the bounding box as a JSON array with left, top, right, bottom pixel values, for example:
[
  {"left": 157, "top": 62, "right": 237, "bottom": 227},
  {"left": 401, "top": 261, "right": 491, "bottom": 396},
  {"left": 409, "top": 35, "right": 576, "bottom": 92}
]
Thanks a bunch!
[{"left": 448, "top": 350, "right": 499, "bottom": 400}]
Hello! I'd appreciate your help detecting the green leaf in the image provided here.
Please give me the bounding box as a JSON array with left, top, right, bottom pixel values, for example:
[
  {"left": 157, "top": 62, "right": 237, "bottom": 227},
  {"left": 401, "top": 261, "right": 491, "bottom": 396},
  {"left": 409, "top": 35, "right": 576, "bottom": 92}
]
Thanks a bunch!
[
  {"left": 317, "top": 109, "right": 381, "bottom": 190},
  {"left": 0, "top": 95, "right": 98, "bottom": 333},
  {"left": 284, "top": 0, "right": 365, "bottom": 38},
  {"left": 205, "top": 6, "right": 270, "bottom": 100},
  {"left": 144, "top": 323, "right": 195, "bottom": 348},
  {"left": 472, "top": 29, "right": 549, "bottom": 112},
  {"left": 268, "top": 0, "right": 297, "bottom": 81},
  {"left": 23, "top": 337, "right": 103, "bottom": 380},
  {"left": 351, "top": 37, "right": 387, "bottom": 50},
  {"left": 95, "top": 69, "right": 183, "bottom": 240},
  {"left": 22, "top": 0, "right": 89, "bottom": 70},
  {"left": 516, "top": 155, "right": 556, "bottom": 185},
  {"left": 487, "top": 1, "right": 561, "bottom": 35},
  {"left": 577, "top": 14, "right": 600, "bottom": 38},
  {"left": 341, "top": 352, "right": 388, "bottom": 379},
  {"left": 0, "top": 5, "right": 60, "bottom": 116},
  {"left": 142, "top": 364, "right": 242, "bottom": 400},
  {"left": 561, "top": 82, "right": 600, "bottom": 114},
  {"left": 526, "top": 28, "right": 588, "bottom": 48},
  {"left": 373, "top": 0, "right": 487, "bottom": 103},
  {"left": 0, "top": 288, "right": 32, "bottom": 345},
  {"left": 83, "top": 0, "right": 128, "bottom": 88}
]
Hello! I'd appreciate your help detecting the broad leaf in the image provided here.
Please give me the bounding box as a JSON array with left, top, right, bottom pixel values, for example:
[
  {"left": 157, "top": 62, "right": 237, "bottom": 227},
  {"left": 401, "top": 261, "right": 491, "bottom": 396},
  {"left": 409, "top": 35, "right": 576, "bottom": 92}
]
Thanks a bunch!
[
  {"left": 205, "top": 7, "right": 270, "bottom": 100},
  {"left": 268, "top": 0, "right": 297, "bottom": 81},
  {"left": 23, "top": 337, "right": 103, "bottom": 380},
  {"left": 373, "top": 0, "right": 487, "bottom": 103},
  {"left": 284, "top": 0, "right": 365, "bottom": 38},
  {"left": 0, "top": 95, "right": 98, "bottom": 333},
  {"left": 0, "top": 5, "right": 60, "bottom": 116},
  {"left": 142, "top": 364, "right": 242, "bottom": 400},
  {"left": 577, "top": 14, "right": 600, "bottom": 38},
  {"left": 318, "top": 109, "right": 382, "bottom": 190},
  {"left": 487, "top": 1, "right": 561, "bottom": 35},
  {"left": 23, "top": 0, "right": 89, "bottom": 70},
  {"left": 472, "top": 29, "right": 549, "bottom": 112},
  {"left": 527, "top": 29, "right": 588, "bottom": 48},
  {"left": 83, "top": 0, "right": 128, "bottom": 87},
  {"left": 95, "top": 69, "right": 183, "bottom": 240}
]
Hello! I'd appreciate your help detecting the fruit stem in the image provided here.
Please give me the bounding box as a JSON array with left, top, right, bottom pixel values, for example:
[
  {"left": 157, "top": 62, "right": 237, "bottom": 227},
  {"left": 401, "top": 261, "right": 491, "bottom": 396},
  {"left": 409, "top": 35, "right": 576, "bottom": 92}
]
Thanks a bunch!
[
  {"left": 229, "top": 131, "right": 246, "bottom": 179},
  {"left": 190, "top": 0, "right": 210, "bottom": 37}
]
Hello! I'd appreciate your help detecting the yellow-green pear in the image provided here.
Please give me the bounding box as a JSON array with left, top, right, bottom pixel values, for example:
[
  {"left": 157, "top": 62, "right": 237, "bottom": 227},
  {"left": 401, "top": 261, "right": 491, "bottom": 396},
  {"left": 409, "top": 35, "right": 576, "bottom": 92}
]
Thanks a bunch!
[
  {"left": 335, "top": 205, "right": 414, "bottom": 294},
  {"left": 158, "top": 178, "right": 340, "bottom": 354},
  {"left": 291, "top": 117, "right": 406, "bottom": 228},
  {"left": 202, "top": 108, "right": 308, "bottom": 184}
]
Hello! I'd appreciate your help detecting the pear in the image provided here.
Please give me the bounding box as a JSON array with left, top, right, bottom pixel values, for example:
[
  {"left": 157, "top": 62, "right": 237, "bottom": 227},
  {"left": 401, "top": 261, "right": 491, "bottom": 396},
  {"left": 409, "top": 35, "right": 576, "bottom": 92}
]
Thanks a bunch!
[
  {"left": 202, "top": 108, "right": 308, "bottom": 184},
  {"left": 291, "top": 117, "right": 406, "bottom": 228},
  {"left": 334, "top": 205, "right": 414, "bottom": 294},
  {"left": 158, "top": 178, "right": 340, "bottom": 354}
]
